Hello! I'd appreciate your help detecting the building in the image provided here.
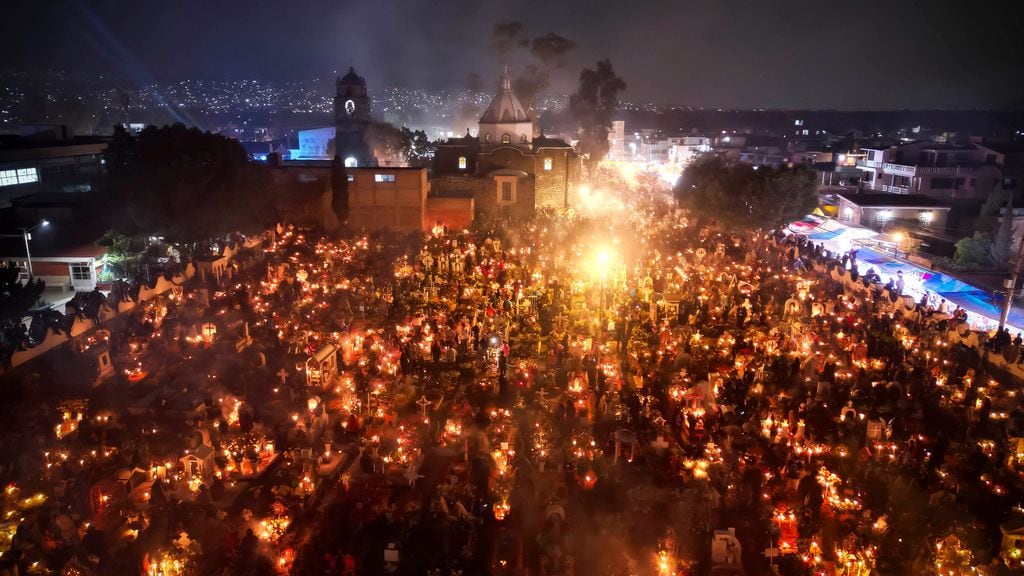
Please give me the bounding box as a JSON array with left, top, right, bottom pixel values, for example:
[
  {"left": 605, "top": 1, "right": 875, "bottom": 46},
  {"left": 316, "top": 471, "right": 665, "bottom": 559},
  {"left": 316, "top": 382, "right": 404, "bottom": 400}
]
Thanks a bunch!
[
  {"left": 268, "top": 156, "right": 470, "bottom": 232},
  {"left": 333, "top": 68, "right": 374, "bottom": 167},
  {"left": 0, "top": 128, "right": 108, "bottom": 208},
  {"left": 836, "top": 192, "right": 950, "bottom": 231},
  {"left": 432, "top": 70, "right": 581, "bottom": 218},
  {"left": 856, "top": 141, "right": 1003, "bottom": 202},
  {"left": 289, "top": 68, "right": 376, "bottom": 166},
  {"left": 348, "top": 167, "right": 429, "bottom": 231}
]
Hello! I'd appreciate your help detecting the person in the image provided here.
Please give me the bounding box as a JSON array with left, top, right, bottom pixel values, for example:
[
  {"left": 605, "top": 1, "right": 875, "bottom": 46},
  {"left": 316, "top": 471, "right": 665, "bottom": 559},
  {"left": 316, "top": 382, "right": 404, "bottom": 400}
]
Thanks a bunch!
[{"left": 896, "top": 271, "right": 905, "bottom": 295}]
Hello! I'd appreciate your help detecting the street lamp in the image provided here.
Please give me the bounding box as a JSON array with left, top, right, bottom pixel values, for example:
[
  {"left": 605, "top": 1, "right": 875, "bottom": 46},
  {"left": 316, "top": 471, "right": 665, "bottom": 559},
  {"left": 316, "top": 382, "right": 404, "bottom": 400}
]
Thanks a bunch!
[{"left": 16, "top": 220, "right": 49, "bottom": 278}]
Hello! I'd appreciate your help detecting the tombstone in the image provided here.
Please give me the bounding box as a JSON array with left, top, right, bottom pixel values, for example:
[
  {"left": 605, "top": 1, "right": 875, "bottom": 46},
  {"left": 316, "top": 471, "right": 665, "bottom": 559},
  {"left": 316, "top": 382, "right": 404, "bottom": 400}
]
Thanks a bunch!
[
  {"left": 711, "top": 528, "right": 743, "bottom": 566},
  {"left": 235, "top": 322, "right": 253, "bottom": 352},
  {"left": 306, "top": 345, "right": 339, "bottom": 388},
  {"left": 86, "top": 345, "right": 115, "bottom": 382},
  {"left": 866, "top": 418, "right": 886, "bottom": 441}
]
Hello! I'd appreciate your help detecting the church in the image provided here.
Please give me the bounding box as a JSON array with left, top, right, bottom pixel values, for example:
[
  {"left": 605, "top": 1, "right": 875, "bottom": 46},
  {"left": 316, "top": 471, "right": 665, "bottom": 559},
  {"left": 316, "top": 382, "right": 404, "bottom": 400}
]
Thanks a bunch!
[
  {"left": 295, "top": 67, "right": 376, "bottom": 166},
  {"left": 431, "top": 70, "right": 582, "bottom": 218}
]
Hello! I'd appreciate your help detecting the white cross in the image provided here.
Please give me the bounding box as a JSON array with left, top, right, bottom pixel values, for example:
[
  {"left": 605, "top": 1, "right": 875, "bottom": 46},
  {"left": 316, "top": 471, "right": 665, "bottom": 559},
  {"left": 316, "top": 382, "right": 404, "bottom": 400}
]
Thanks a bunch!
[{"left": 416, "top": 395, "right": 431, "bottom": 418}]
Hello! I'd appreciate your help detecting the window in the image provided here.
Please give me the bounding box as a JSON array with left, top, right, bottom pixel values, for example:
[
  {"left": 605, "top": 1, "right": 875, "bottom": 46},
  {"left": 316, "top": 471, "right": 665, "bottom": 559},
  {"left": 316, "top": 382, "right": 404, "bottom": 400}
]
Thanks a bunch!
[
  {"left": 892, "top": 175, "right": 910, "bottom": 188},
  {"left": 344, "top": 157, "right": 358, "bottom": 168},
  {"left": 501, "top": 133, "right": 511, "bottom": 145},
  {"left": 0, "top": 168, "right": 38, "bottom": 187},
  {"left": 347, "top": 174, "right": 354, "bottom": 182},
  {"left": 485, "top": 133, "right": 492, "bottom": 143},
  {"left": 543, "top": 157, "right": 553, "bottom": 171},
  {"left": 71, "top": 263, "right": 91, "bottom": 281},
  {"left": 374, "top": 173, "right": 396, "bottom": 183},
  {"left": 458, "top": 156, "right": 467, "bottom": 170},
  {"left": 919, "top": 211, "right": 934, "bottom": 224},
  {"left": 500, "top": 181, "right": 514, "bottom": 203},
  {"left": 520, "top": 134, "right": 528, "bottom": 143},
  {"left": 875, "top": 210, "right": 893, "bottom": 223}
]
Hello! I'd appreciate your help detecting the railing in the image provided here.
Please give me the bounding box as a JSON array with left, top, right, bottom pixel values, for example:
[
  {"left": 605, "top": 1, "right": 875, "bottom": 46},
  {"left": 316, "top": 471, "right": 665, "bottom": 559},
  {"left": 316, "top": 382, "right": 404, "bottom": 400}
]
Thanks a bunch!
[
  {"left": 881, "top": 184, "right": 911, "bottom": 194},
  {"left": 882, "top": 163, "right": 917, "bottom": 176}
]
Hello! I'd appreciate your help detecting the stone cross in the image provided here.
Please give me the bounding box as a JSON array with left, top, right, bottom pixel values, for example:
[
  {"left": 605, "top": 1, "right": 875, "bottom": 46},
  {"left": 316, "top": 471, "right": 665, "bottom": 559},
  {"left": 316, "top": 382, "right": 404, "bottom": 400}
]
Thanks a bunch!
[{"left": 416, "top": 395, "right": 431, "bottom": 418}]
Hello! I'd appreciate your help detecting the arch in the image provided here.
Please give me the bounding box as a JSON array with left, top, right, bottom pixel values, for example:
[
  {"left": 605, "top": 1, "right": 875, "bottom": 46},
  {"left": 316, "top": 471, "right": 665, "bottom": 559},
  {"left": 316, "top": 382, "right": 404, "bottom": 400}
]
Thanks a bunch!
[{"left": 502, "top": 133, "right": 511, "bottom": 144}]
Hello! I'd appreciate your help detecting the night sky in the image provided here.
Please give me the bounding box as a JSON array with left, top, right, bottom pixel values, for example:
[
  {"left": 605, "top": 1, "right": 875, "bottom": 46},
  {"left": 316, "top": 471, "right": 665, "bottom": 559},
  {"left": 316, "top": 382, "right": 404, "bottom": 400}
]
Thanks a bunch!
[{"left": 2, "top": 0, "right": 1023, "bottom": 110}]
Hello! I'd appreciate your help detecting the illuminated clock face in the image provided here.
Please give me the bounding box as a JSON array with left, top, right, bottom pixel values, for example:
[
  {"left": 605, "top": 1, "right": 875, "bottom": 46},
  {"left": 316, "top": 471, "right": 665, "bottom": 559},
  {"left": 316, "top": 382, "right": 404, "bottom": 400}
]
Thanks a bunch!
[{"left": 344, "top": 99, "right": 356, "bottom": 116}]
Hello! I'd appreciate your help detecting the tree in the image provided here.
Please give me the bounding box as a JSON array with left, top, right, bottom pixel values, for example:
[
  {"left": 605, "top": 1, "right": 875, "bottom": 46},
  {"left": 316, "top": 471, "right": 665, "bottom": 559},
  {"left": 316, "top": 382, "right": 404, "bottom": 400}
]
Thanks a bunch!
[
  {"left": 975, "top": 183, "right": 1007, "bottom": 234},
  {"left": 991, "top": 193, "right": 1014, "bottom": 267},
  {"left": 569, "top": 60, "right": 626, "bottom": 172},
  {"left": 951, "top": 232, "right": 994, "bottom": 269},
  {"left": 331, "top": 154, "right": 349, "bottom": 224},
  {"left": 97, "top": 230, "right": 145, "bottom": 280},
  {"left": 0, "top": 263, "right": 43, "bottom": 367},
  {"left": 675, "top": 157, "right": 819, "bottom": 232},
  {"left": 399, "top": 128, "right": 436, "bottom": 167},
  {"left": 105, "top": 123, "right": 274, "bottom": 255}
]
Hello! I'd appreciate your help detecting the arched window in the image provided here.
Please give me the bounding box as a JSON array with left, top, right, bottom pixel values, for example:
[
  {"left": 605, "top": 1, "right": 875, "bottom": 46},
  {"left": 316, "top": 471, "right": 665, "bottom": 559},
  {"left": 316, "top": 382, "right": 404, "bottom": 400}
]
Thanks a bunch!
[
  {"left": 344, "top": 156, "right": 357, "bottom": 168},
  {"left": 502, "top": 133, "right": 511, "bottom": 145},
  {"left": 520, "top": 134, "right": 528, "bottom": 143},
  {"left": 485, "top": 133, "right": 492, "bottom": 143}
]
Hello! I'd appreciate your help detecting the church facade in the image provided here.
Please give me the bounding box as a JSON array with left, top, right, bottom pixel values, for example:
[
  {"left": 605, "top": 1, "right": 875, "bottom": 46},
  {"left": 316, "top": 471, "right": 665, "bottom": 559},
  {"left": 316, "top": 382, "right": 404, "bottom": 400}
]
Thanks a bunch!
[{"left": 432, "top": 71, "right": 581, "bottom": 219}]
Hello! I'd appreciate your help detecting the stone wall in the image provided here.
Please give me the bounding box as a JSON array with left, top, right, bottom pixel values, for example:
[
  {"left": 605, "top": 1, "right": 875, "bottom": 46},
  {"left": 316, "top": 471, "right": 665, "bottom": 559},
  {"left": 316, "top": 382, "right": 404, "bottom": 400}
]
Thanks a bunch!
[{"left": 425, "top": 196, "right": 475, "bottom": 230}]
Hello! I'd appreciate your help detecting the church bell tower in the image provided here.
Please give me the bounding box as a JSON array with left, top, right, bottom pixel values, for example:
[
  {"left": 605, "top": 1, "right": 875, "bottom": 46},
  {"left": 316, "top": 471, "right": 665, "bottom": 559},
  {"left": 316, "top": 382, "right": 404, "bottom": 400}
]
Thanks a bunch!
[{"left": 333, "top": 67, "right": 374, "bottom": 166}]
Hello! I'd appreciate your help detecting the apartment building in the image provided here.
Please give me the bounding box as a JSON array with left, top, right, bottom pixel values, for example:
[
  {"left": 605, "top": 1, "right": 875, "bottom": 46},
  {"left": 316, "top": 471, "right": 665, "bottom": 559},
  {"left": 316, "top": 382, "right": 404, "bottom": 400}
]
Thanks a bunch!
[{"left": 856, "top": 141, "right": 1002, "bottom": 202}]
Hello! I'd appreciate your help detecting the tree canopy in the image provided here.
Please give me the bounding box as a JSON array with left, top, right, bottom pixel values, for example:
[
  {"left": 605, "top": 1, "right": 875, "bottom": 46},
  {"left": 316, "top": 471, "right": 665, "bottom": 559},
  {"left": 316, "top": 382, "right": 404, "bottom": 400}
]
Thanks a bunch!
[
  {"left": 568, "top": 59, "right": 626, "bottom": 171},
  {"left": 675, "top": 157, "right": 819, "bottom": 231},
  {"left": 105, "top": 124, "right": 274, "bottom": 245},
  {"left": 0, "top": 262, "right": 43, "bottom": 366}
]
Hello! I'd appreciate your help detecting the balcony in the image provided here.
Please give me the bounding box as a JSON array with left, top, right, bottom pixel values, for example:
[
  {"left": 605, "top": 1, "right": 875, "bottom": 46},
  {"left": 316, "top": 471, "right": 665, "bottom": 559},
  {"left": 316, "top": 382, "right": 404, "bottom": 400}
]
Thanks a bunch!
[
  {"left": 882, "top": 163, "right": 917, "bottom": 177},
  {"left": 856, "top": 159, "right": 882, "bottom": 170},
  {"left": 881, "top": 184, "right": 911, "bottom": 194},
  {"left": 880, "top": 163, "right": 973, "bottom": 177}
]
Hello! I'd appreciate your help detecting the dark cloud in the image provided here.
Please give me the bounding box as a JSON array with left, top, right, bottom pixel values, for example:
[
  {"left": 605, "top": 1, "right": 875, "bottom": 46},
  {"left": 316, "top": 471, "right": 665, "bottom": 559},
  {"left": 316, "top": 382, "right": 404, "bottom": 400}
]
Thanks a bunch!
[{"left": 1, "top": 0, "right": 1022, "bottom": 109}]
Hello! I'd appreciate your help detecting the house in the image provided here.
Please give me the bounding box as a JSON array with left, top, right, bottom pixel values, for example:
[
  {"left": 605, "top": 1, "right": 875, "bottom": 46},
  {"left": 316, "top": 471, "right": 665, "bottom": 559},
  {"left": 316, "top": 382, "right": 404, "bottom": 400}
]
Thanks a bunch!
[
  {"left": 2, "top": 243, "right": 106, "bottom": 294},
  {"left": 836, "top": 192, "right": 950, "bottom": 231},
  {"left": 856, "top": 141, "right": 1002, "bottom": 202}
]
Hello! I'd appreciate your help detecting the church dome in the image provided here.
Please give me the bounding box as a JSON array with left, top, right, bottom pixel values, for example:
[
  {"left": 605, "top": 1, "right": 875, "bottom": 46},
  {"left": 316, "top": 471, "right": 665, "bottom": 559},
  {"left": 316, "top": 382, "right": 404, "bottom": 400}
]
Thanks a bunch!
[{"left": 479, "top": 71, "right": 530, "bottom": 124}]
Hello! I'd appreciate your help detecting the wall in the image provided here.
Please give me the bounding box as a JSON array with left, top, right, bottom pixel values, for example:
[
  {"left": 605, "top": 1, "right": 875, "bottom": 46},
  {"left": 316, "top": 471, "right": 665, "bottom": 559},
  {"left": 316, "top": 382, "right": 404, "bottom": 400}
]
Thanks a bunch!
[
  {"left": 349, "top": 168, "right": 428, "bottom": 232},
  {"left": 425, "top": 197, "right": 475, "bottom": 231},
  {"left": 534, "top": 147, "right": 575, "bottom": 209}
]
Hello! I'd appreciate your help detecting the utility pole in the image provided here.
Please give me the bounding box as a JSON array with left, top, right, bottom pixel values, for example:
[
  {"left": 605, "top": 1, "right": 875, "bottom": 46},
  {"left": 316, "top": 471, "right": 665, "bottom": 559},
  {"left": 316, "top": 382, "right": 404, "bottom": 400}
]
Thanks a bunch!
[{"left": 998, "top": 237, "right": 1024, "bottom": 332}]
